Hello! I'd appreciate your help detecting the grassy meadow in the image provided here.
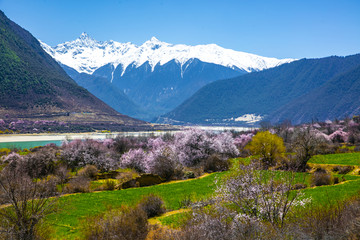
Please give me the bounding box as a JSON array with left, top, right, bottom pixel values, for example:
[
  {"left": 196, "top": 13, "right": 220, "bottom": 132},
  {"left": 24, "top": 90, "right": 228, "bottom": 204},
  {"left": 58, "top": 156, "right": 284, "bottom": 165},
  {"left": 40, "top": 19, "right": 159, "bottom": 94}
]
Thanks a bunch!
[{"left": 43, "top": 153, "right": 360, "bottom": 239}]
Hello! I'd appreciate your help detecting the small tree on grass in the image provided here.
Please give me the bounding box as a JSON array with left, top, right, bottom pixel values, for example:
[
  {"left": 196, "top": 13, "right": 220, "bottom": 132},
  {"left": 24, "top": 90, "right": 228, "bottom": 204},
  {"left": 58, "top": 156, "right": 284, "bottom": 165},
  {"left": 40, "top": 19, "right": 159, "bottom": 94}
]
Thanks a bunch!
[
  {"left": 216, "top": 163, "right": 309, "bottom": 228},
  {"left": 291, "top": 128, "right": 326, "bottom": 172},
  {"left": 246, "top": 131, "right": 286, "bottom": 169},
  {"left": 0, "top": 163, "right": 58, "bottom": 240},
  {"left": 83, "top": 206, "right": 148, "bottom": 240}
]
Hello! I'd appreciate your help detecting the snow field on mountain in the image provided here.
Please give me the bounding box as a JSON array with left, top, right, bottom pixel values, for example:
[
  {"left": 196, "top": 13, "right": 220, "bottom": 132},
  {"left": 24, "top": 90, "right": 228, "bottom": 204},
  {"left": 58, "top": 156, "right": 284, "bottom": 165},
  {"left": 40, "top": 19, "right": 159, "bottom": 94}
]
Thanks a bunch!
[{"left": 40, "top": 33, "right": 295, "bottom": 75}]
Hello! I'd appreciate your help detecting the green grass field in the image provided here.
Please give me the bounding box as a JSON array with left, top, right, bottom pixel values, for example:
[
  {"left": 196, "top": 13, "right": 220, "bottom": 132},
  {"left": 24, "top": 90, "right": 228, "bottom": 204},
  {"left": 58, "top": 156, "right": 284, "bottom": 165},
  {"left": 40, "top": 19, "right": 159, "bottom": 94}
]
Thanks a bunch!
[
  {"left": 157, "top": 211, "right": 192, "bottom": 228},
  {"left": 43, "top": 153, "right": 360, "bottom": 239},
  {"left": 309, "top": 152, "right": 360, "bottom": 166},
  {"left": 157, "top": 175, "right": 360, "bottom": 228},
  {"left": 45, "top": 172, "right": 226, "bottom": 239}
]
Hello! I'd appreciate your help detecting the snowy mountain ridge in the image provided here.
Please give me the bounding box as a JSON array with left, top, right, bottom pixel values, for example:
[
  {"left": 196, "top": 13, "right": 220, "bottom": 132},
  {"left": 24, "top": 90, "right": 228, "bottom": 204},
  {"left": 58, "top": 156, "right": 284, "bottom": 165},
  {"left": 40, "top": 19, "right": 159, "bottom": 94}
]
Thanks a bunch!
[{"left": 40, "top": 33, "right": 295, "bottom": 75}]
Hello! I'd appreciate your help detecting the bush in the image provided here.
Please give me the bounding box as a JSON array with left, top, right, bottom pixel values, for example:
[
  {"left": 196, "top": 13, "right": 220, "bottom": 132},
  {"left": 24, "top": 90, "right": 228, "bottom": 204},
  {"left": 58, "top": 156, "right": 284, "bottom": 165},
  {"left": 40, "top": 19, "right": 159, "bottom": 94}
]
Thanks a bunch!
[
  {"left": 5, "top": 148, "right": 59, "bottom": 179},
  {"left": 179, "top": 194, "right": 195, "bottom": 208},
  {"left": 83, "top": 206, "right": 148, "bottom": 240},
  {"left": 332, "top": 165, "right": 354, "bottom": 174},
  {"left": 183, "top": 171, "right": 195, "bottom": 179},
  {"left": 310, "top": 168, "right": 333, "bottom": 186},
  {"left": 354, "top": 146, "right": 360, "bottom": 152},
  {"left": 116, "top": 170, "right": 138, "bottom": 183},
  {"left": 136, "top": 174, "right": 164, "bottom": 187},
  {"left": 113, "top": 136, "right": 146, "bottom": 154},
  {"left": 65, "top": 176, "right": 91, "bottom": 193},
  {"left": 103, "top": 179, "right": 117, "bottom": 191},
  {"left": 147, "top": 225, "right": 179, "bottom": 240},
  {"left": 146, "top": 154, "right": 177, "bottom": 181},
  {"left": 78, "top": 165, "right": 98, "bottom": 179},
  {"left": 137, "top": 194, "right": 165, "bottom": 218},
  {"left": 316, "top": 142, "right": 337, "bottom": 155},
  {"left": 277, "top": 155, "right": 310, "bottom": 172},
  {"left": 292, "top": 183, "right": 308, "bottom": 190},
  {"left": 293, "top": 197, "right": 360, "bottom": 239},
  {"left": 55, "top": 165, "right": 70, "bottom": 188},
  {"left": 203, "top": 154, "right": 229, "bottom": 173}
]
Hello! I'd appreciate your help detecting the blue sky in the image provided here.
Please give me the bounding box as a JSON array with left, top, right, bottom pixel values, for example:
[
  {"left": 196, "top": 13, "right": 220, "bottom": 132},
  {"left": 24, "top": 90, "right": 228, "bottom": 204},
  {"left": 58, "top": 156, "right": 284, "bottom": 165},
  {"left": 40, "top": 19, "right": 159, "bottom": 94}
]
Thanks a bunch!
[{"left": 0, "top": 0, "right": 359, "bottom": 59}]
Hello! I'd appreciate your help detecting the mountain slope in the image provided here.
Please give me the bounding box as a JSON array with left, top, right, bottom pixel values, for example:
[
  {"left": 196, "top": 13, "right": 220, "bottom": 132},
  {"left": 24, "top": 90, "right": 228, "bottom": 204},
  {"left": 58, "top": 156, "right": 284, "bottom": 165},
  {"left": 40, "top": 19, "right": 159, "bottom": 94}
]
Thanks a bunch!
[
  {"left": 61, "top": 64, "right": 148, "bottom": 120},
  {"left": 41, "top": 34, "right": 295, "bottom": 120},
  {"left": 159, "top": 54, "right": 360, "bottom": 125},
  {"left": 270, "top": 65, "right": 360, "bottom": 124},
  {"left": 0, "top": 10, "right": 143, "bottom": 126}
]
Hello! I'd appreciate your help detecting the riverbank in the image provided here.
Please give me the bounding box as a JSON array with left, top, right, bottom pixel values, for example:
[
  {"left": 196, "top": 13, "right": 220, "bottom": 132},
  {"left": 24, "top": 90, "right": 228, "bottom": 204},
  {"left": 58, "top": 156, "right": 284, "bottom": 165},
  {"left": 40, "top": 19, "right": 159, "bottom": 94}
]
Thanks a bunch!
[
  {"left": 0, "top": 125, "right": 254, "bottom": 143},
  {"left": 0, "top": 131, "right": 182, "bottom": 143}
]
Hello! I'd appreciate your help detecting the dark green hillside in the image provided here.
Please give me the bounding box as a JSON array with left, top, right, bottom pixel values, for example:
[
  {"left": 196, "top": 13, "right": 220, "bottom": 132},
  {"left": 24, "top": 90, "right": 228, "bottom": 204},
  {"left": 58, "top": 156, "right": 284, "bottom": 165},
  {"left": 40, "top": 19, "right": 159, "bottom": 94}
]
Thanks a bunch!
[
  {"left": 0, "top": 10, "right": 143, "bottom": 125},
  {"left": 161, "top": 54, "right": 360, "bottom": 125},
  {"left": 270, "top": 65, "right": 360, "bottom": 124}
]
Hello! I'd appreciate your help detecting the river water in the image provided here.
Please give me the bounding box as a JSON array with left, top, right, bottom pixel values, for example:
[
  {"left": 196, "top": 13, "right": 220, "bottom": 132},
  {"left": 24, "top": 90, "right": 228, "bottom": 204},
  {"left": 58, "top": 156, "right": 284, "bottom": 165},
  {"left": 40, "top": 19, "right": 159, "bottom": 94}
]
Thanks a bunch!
[{"left": 0, "top": 126, "right": 253, "bottom": 149}]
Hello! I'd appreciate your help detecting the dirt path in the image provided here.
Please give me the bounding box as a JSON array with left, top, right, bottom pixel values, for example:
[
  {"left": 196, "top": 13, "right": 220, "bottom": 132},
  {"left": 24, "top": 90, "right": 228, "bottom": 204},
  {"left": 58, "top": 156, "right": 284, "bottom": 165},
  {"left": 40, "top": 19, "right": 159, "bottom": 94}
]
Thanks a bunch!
[{"left": 148, "top": 208, "right": 191, "bottom": 225}]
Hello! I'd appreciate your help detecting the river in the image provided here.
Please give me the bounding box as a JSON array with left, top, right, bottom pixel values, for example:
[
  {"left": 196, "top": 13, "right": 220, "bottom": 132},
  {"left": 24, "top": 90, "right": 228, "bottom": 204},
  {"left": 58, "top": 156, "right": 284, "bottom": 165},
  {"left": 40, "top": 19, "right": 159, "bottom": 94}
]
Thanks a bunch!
[{"left": 0, "top": 126, "right": 253, "bottom": 149}]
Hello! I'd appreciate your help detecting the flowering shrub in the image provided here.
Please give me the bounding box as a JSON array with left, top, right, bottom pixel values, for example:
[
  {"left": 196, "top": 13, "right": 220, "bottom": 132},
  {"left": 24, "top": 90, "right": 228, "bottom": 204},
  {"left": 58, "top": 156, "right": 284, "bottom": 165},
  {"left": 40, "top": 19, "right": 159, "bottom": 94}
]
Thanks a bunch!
[
  {"left": 329, "top": 129, "right": 349, "bottom": 143},
  {"left": 102, "top": 138, "right": 114, "bottom": 148},
  {"left": 173, "top": 128, "right": 214, "bottom": 167},
  {"left": 211, "top": 132, "right": 240, "bottom": 158},
  {"left": 120, "top": 148, "right": 147, "bottom": 173},
  {"left": 61, "top": 139, "right": 118, "bottom": 172},
  {"left": 23, "top": 148, "right": 59, "bottom": 178},
  {"left": 234, "top": 133, "right": 254, "bottom": 149},
  {"left": 118, "top": 129, "right": 240, "bottom": 175},
  {"left": 216, "top": 163, "right": 309, "bottom": 227},
  {"left": 145, "top": 145, "right": 179, "bottom": 180},
  {"left": 1, "top": 152, "right": 23, "bottom": 164}
]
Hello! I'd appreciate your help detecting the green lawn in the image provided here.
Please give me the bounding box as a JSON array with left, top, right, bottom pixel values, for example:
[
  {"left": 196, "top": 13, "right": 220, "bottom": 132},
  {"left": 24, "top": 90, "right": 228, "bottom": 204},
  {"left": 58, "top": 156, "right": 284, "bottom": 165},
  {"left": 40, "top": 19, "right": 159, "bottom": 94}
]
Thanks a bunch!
[
  {"left": 158, "top": 211, "right": 191, "bottom": 228},
  {"left": 45, "top": 172, "right": 226, "bottom": 239},
  {"left": 309, "top": 152, "right": 360, "bottom": 166},
  {"left": 302, "top": 178, "right": 360, "bottom": 204}
]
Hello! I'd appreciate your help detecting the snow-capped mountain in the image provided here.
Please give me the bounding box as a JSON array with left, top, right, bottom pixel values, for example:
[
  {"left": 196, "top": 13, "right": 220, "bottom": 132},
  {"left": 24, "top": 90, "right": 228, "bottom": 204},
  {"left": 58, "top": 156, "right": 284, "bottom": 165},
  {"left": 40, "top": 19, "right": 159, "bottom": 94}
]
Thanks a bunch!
[
  {"left": 40, "top": 32, "right": 294, "bottom": 76},
  {"left": 40, "top": 33, "right": 296, "bottom": 121}
]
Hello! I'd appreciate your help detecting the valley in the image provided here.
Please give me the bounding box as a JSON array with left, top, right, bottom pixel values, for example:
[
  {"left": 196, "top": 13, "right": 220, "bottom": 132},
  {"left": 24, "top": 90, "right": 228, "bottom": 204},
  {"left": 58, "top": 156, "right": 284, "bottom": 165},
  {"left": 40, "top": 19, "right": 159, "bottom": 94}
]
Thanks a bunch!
[
  {"left": 41, "top": 33, "right": 294, "bottom": 121},
  {"left": 0, "top": 1, "right": 360, "bottom": 239}
]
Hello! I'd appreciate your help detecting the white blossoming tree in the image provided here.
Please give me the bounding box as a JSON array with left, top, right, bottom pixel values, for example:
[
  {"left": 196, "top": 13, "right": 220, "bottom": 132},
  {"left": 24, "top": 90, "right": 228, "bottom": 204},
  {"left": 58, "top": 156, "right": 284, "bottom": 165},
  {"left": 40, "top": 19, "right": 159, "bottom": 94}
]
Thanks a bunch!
[{"left": 216, "top": 163, "right": 309, "bottom": 228}]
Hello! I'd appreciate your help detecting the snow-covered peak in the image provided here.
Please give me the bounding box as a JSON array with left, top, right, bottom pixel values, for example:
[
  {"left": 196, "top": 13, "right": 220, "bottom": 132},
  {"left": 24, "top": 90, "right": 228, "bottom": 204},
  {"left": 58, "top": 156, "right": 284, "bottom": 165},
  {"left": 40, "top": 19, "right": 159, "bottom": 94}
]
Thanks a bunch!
[
  {"left": 41, "top": 34, "right": 296, "bottom": 75},
  {"left": 149, "top": 36, "right": 161, "bottom": 43},
  {"left": 76, "top": 32, "right": 97, "bottom": 45},
  {"left": 79, "top": 32, "right": 90, "bottom": 39}
]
